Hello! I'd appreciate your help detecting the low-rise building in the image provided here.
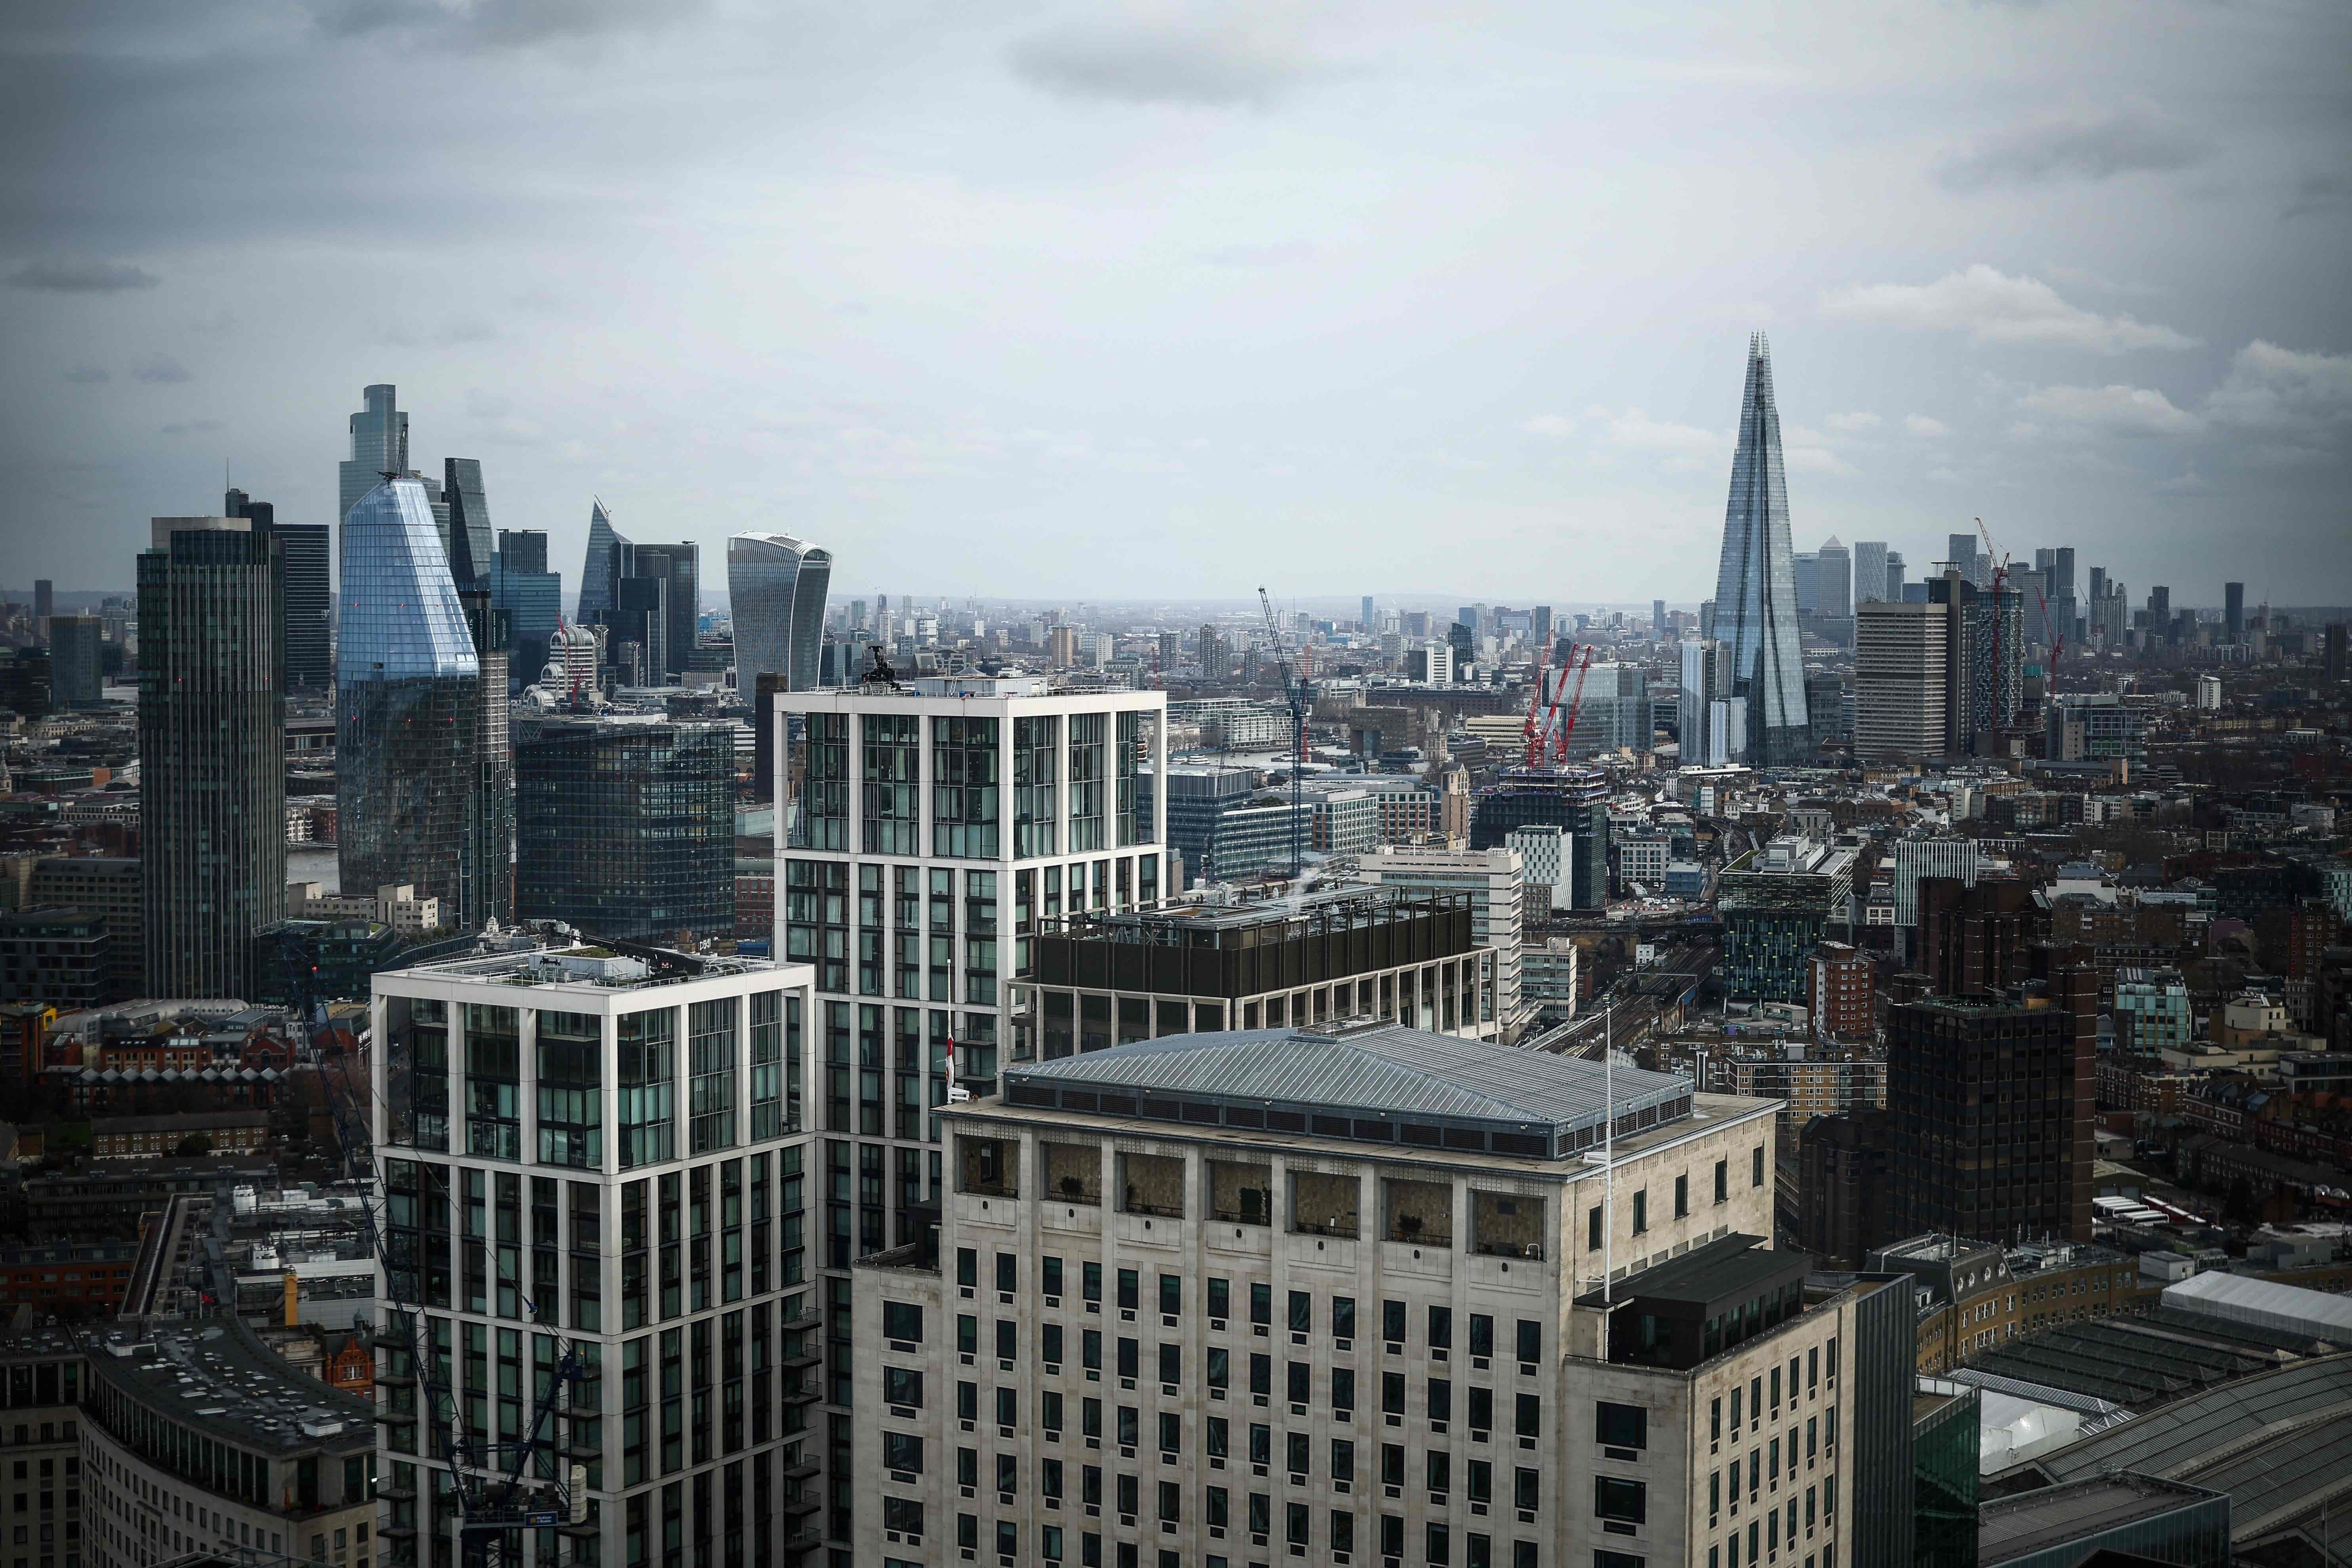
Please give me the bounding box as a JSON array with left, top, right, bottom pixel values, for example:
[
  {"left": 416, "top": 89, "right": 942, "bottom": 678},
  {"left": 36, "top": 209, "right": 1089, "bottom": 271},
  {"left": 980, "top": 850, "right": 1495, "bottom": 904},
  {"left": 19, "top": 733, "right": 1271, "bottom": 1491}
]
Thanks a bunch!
[
  {"left": 89, "top": 1111, "right": 270, "bottom": 1160},
  {"left": 82, "top": 1318, "right": 375, "bottom": 1568},
  {"left": 286, "top": 882, "right": 441, "bottom": 937}
]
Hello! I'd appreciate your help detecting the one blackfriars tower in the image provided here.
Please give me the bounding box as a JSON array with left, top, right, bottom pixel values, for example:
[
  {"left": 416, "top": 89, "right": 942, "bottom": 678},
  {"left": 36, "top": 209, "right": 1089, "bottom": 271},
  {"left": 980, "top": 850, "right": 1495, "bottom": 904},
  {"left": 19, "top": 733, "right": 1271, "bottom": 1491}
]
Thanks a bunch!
[
  {"left": 1709, "top": 332, "right": 1811, "bottom": 764},
  {"left": 338, "top": 475, "right": 505, "bottom": 928}
]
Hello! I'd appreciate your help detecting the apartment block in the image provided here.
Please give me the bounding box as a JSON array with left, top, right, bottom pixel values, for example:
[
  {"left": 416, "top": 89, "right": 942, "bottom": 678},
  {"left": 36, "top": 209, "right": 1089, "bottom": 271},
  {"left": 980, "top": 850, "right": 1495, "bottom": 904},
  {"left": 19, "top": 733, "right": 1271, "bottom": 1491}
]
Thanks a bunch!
[
  {"left": 850, "top": 1024, "right": 1912, "bottom": 1568},
  {"left": 368, "top": 942, "right": 828, "bottom": 1565}
]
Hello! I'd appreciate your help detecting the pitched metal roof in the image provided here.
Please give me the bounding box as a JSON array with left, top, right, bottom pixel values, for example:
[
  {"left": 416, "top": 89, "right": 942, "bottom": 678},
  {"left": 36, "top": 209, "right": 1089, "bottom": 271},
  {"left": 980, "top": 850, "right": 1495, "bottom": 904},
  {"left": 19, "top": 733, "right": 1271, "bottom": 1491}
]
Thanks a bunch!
[{"left": 1004, "top": 1024, "right": 1690, "bottom": 1136}]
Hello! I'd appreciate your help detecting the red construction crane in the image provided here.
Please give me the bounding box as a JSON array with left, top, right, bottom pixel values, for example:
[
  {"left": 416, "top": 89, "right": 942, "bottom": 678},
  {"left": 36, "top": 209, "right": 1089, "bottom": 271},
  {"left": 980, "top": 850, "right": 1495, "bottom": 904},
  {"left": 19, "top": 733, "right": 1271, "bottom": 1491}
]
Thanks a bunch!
[
  {"left": 1521, "top": 639, "right": 1554, "bottom": 769},
  {"left": 1552, "top": 644, "right": 1597, "bottom": 762}
]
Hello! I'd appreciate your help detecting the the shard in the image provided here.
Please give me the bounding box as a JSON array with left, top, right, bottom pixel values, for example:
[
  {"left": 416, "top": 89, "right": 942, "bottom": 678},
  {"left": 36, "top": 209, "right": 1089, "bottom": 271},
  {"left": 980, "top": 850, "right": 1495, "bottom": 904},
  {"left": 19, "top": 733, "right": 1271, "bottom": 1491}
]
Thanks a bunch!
[{"left": 1710, "top": 332, "right": 1811, "bottom": 764}]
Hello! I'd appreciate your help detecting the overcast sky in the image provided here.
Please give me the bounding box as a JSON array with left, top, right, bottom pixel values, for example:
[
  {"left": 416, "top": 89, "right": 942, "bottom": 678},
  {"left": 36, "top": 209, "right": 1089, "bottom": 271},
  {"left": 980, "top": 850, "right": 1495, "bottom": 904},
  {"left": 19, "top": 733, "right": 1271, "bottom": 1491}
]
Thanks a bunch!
[{"left": 4, "top": 0, "right": 2348, "bottom": 609}]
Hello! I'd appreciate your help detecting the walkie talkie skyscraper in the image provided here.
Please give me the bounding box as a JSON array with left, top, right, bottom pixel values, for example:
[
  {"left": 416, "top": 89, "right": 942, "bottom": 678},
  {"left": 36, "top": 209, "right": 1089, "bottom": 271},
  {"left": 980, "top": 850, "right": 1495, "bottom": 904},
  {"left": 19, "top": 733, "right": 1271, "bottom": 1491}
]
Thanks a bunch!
[{"left": 1710, "top": 332, "right": 1812, "bottom": 764}]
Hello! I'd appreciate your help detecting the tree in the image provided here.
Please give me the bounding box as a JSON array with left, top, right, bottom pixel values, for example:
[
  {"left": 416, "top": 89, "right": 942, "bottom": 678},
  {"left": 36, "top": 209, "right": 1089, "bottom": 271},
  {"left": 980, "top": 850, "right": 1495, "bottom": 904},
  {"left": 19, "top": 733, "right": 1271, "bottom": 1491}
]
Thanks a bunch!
[{"left": 173, "top": 1133, "right": 212, "bottom": 1158}]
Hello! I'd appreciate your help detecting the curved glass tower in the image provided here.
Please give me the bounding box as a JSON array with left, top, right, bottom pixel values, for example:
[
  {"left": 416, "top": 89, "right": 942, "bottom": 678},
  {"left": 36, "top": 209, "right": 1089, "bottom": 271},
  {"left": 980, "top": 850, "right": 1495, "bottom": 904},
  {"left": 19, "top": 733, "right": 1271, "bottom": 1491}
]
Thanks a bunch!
[
  {"left": 728, "top": 532, "right": 832, "bottom": 692},
  {"left": 1710, "top": 333, "right": 1811, "bottom": 764},
  {"left": 339, "top": 478, "right": 501, "bottom": 926}
]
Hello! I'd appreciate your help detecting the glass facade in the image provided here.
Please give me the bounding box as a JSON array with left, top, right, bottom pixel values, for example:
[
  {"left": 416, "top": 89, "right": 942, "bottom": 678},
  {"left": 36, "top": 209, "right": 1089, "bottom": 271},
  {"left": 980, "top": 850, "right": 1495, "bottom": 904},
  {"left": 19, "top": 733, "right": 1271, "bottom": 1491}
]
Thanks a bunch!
[
  {"left": 138, "top": 519, "right": 286, "bottom": 997},
  {"left": 339, "top": 478, "right": 498, "bottom": 925},
  {"left": 515, "top": 720, "right": 735, "bottom": 940},
  {"left": 1912, "top": 1388, "right": 1979, "bottom": 1568},
  {"left": 442, "top": 457, "right": 497, "bottom": 591},
  {"left": 577, "top": 498, "right": 629, "bottom": 626},
  {"left": 728, "top": 533, "right": 832, "bottom": 693},
  {"left": 1710, "top": 333, "right": 1811, "bottom": 764}
]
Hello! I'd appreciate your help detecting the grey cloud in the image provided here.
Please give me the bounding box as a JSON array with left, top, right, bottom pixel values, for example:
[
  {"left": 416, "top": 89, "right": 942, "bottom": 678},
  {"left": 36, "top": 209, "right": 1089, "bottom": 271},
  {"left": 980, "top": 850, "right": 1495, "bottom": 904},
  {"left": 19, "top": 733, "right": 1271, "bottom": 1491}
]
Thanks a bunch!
[
  {"left": 160, "top": 418, "right": 223, "bottom": 434},
  {"left": 2283, "top": 172, "right": 2347, "bottom": 222},
  {"left": 62, "top": 364, "right": 109, "bottom": 384},
  {"left": 133, "top": 353, "right": 191, "bottom": 384},
  {"left": 8, "top": 257, "right": 159, "bottom": 292},
  {"left": 307, "top": 0, "right": 705, "bottom": 48},
  {"left": 1936, "top": 108, "right": 2208, "bottom": 190},
  {"left": 1009, "top": 18, "right": 1316, "bottom": 107}
]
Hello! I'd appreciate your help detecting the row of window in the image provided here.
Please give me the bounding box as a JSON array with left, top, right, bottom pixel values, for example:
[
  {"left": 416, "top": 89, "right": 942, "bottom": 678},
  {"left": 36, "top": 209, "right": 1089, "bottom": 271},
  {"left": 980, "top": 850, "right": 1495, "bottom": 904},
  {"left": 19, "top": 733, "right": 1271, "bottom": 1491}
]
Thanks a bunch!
[
  {"left": 910, "top": 1271, "right": 1550, "bottom": 1366},
  {"left": 896, "top": 1521, "right": 1546, "bottom": 1568}
]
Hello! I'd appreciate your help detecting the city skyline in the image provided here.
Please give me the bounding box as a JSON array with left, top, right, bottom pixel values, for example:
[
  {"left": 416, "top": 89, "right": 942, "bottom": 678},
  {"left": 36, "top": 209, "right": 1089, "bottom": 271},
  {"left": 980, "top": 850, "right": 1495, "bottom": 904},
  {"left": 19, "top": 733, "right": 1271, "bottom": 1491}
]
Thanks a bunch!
[{"left": 4, "top": 4, "right": 2348, "bottom": 598}]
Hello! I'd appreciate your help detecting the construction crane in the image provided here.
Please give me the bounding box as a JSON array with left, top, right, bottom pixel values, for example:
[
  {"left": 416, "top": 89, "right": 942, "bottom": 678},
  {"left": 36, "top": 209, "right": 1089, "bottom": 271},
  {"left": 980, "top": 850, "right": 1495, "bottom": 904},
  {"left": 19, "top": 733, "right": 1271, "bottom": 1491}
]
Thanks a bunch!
[
  {"left": 1520, "top": 638, "right": 1554, "bottom": 769},
  {"left": 1258, "top": 588, "right": 1310, "bottom": 876},
  {"left": 1534, "top": 642, "right": 1581, "bottom": 765},
  {"left": 1551, "top": 644, "right": 1597, "bottom": 762},
  {"left": 318, "top": 1054, "right": 591, "bottom": 1568}
]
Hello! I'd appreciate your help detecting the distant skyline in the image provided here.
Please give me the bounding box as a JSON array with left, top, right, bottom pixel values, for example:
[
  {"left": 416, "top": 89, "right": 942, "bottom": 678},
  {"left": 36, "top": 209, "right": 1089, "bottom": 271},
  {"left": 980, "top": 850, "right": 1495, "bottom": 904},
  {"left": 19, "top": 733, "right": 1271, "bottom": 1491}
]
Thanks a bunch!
[{"left": 4, "top": 1, "right": 2348, "bottom": 600}]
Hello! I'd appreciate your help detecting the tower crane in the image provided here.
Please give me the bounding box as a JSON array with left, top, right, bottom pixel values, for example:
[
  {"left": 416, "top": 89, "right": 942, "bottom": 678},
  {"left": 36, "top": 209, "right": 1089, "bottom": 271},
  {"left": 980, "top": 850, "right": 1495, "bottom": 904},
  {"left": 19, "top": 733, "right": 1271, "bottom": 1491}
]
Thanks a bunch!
[
  {"left": 1521, "top": 638, "right": 1554, "bottom": 769},
  {"left": 1258, "top": 588, "right": 1310, "bottom": 877},
  {"left": 1551, "top": 644, "right": 1597, "bottom": 762},
  {"left": 319, "top": 1053, "right": 591, "bottom": 1568}
]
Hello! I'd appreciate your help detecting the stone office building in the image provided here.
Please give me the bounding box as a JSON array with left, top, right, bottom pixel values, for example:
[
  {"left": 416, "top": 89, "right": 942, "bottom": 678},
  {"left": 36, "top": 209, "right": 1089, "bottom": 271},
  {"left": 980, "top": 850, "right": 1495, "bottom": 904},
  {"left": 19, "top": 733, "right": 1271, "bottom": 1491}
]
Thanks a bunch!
[{"left": 851, "top": 1023, "right": 1918, "bottom": 1568}]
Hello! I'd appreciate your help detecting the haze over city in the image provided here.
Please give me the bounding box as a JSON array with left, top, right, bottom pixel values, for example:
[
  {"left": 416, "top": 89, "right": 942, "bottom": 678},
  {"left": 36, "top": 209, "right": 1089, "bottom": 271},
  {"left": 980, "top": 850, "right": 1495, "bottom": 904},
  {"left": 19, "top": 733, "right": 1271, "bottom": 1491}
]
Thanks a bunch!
[{"left": 4, "top": 0, "right": 2350, "bottom": 599}]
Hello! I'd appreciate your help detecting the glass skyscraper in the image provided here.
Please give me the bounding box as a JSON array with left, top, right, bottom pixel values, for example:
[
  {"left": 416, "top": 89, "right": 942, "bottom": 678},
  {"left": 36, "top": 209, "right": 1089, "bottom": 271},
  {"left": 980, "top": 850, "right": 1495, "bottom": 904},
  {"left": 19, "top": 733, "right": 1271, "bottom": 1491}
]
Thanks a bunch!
[
  {"left": 338, "top": 383, "right": 408, "bottom": 529},
  {"left": 139, "top": 516, "right": 286, "bottom": 997},
  {"left": 338, "top": 477, "right": 501, "bottom": 929},
  {"left": 229, "top": 488, "right": 331, "bottom": 688},
  {"left": 728, "top": 532, "right": 834, "bottom": 693},
  {"left": 1709, "top": 332, "right": 1811, "bottom": 764},
  {"left": 577, "top": 498, "right": 629, "bottom": 625},
  {"left": 441, "top": 457, "right": 496, "bottom": 591},
  {"left": 515, "top": 719, "right": 735, "bottom": 939}
]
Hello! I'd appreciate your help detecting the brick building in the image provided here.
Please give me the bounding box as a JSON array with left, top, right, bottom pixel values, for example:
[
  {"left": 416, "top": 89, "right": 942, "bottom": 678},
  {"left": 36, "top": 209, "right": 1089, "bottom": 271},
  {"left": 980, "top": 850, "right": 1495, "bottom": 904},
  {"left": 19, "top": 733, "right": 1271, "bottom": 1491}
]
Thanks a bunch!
[{"left": 1808, "top": 941, "right": 1874, "bottom": 1039}]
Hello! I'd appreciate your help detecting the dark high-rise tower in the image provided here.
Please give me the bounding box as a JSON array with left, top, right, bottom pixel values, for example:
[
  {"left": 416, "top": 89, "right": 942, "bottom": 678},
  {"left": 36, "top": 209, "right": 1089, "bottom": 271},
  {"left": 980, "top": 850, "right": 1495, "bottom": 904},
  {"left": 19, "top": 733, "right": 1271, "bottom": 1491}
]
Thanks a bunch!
[
  {"left": 442, "top": 458, "right": 497, "bottom": 592},
  {"left": 2224, "top": 582, "right": 2245, "bottom": 641},
  {"left": 577, "top": 499, "right": 629, "bottom": 625},
  {"left": 516, "top": 720, "right": 735, "bottom": 939},
  {"left": 338, "top": 478, "right": 499, "bottom": 928},
  {"left": 229, "top": 488, "right": 331, "bottom": 689},
  {"left": 1885, "top": 978, "right": 2095, "bottom": 1244},
  {"left": 1710, "top": 333, "right": 1811, "bottom": 763},
  {"left": 139, "top": 515, "right": 285, "bottom": 996},
  {"left": 493, "top": 530, "right": 561, "bottom": 684}
]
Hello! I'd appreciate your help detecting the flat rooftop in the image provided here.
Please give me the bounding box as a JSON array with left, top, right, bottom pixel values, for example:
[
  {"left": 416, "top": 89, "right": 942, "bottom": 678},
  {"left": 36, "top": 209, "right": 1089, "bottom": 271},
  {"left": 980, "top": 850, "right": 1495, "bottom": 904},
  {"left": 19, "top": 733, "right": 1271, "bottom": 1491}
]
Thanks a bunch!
[
  {"left": 1979, "top": 1473, "right": 2226, "bottom": 1565},
  {"left": 89, "top": 1319, "right": 371, "bottom": 1454},
  {"left": 1000, "top": 1024, "right": 1695, "bottom": 1160},
  {"left": 379, "top": 943, "right": 775, "bottom": 993},
  {"left": 1046, "top": 884, "right": 1466, "bottom": 941},
  {"left": 1576, "top": 1233, "right": 1796, "bottom": 1310}
]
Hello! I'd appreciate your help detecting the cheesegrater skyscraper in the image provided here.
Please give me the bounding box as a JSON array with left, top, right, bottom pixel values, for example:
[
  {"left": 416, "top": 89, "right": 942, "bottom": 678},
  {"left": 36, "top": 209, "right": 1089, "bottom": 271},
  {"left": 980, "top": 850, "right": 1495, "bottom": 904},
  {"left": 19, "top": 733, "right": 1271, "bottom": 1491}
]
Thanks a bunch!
[{"left": 1709, "top": 332, "right": 1811, "bottom": 764}]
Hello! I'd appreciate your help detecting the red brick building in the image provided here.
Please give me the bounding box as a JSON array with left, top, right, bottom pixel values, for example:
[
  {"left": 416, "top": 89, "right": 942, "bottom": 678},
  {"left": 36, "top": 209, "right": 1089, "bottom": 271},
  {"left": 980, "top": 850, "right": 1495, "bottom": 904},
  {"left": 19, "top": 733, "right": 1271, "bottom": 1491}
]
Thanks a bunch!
[
  {"left": 0, "top": 1240, "right": 138, "bottom": 1313},
  {"left": 1809, "top": 941, "right": 1874, "bottom": 1040}
]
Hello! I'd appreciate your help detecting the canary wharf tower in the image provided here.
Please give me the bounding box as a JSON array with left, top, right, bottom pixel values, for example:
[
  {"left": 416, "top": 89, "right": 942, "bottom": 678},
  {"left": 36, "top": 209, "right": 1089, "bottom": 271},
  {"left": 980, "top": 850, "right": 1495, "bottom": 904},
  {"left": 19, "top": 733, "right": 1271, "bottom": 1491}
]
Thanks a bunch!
[{"left": 1710, "top": 332, "right": 1812, "bottom": 764}]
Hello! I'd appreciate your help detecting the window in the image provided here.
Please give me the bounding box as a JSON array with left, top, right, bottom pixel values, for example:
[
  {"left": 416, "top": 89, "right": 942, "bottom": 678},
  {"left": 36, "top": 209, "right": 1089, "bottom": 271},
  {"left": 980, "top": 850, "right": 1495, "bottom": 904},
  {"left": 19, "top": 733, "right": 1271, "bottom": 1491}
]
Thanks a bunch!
[
  {"left": 1160, "top": 1275, "right": 1182, "bottom": 1317},
  {"left": 1515, "top": 1394, "right": 1541, "bottom": 1439},
  {"left": 884, "top": 1367, "right": 922, "bottom": 1408},
  {"left": 1334, "top": 1296, "right": 1357, "bottom": 1339},
  {"left": 1588, "top": 1206, "right": 1603, "bottom": 1251},
  {"left": 1251, "top": 1283, "right": 1273, "bottom": 1328},
  {"left": 1594, "top": 1403, "right": 1647, "bottom": 1451},
  {"left": 884, "top": 1303, "right": 922, "bottom": 1343},
  {"left": 1208, "top": 1278, "right": 1230, "bottom": 1320},
  {"left": 1516, "top": 1321, "right": 1541, "bottom": 1365},
  {"left": 1714, "top": 1159, "right": 1728, "bottom": 1203},
  {"left": 1631, "top": 1190, "right": 1647, "bottom": 1235},
  {"left": 1469, "top": 1315, "right": 1493, "bottom": 1358},
  {"left": 1289, "top": 1291, "right": 1312, "bottom": 1334},
  {"left": 1594, "top": 1477, "right": 1645, "bottom": 1524},
  {"left": 1429, "top": 1306, "right": 1453, "bottom": 1350},
  {"left": 1751, "top": 1146, "right": 1764, "bottom": 1188},
  {"left": 1674, "top": 1174, "right": 1689, "bottom": 1218},
  {"left": 883, "top": 1433, "right": 924, "bottom": 1473},
  {"left": 1383, "top": 1299, "right": 1406, "bottom": 1344}
]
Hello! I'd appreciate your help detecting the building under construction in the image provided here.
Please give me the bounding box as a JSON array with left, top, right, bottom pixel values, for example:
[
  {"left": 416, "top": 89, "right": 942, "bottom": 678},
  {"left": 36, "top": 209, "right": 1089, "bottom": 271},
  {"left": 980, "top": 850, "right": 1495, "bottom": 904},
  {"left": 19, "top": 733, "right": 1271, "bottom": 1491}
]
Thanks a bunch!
[{"left": 1468, "top": 766, "right": 1611, "bottom": 911}]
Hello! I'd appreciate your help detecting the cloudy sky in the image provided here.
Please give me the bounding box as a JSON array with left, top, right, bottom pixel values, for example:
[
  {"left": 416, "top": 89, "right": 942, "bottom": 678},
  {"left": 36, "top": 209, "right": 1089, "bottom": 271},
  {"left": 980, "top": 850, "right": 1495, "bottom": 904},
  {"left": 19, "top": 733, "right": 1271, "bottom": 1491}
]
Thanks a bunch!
[{"left": 4, "top": 0, "right": 2348, "bottom": 609}]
